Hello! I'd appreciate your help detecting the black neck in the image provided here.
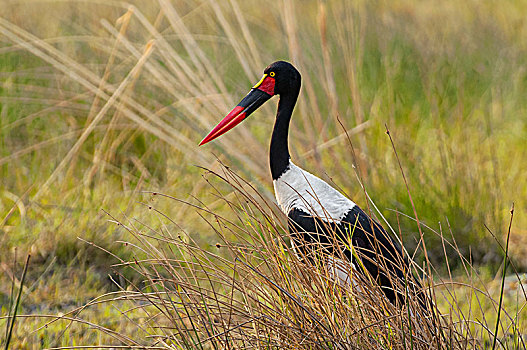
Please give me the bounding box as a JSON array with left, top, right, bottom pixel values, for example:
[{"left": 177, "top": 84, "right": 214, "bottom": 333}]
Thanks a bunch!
[{"left": 270, "top": 91, "right": 298, "bottom": 180}]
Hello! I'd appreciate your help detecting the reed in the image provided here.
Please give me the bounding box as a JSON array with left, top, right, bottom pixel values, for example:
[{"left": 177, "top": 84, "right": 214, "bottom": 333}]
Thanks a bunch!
[
  {"left": 63, "top": 163, "right": 523, "bottom": 349},
  {"left": 1, "top": 0, "right": 526, "bottom": 347}
]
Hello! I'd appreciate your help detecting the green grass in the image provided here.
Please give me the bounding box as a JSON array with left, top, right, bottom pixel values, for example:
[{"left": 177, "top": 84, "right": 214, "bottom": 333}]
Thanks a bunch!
[{"left": 1, "top": 0, "right": 526, "bottom": 347}]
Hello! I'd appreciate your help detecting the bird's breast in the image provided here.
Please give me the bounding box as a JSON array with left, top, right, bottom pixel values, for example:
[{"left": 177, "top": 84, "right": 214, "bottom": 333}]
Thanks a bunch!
[{"left": 273, "top": 161, "right": 356, "bottom": 221}]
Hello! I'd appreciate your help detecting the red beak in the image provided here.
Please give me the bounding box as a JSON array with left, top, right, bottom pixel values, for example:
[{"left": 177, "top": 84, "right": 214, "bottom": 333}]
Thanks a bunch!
[
  {"left": 199, "top": 106, "right": 247, "bottom": 146},
  {"left": 199, "top": 75, "right": 275, "bottom": 146}
]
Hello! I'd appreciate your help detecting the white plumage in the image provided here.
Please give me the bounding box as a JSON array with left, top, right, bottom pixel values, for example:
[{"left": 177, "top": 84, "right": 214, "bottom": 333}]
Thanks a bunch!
[
  {"left": 326, "top": 255, "right": 361, "bottom": 289},
  {"left": 273, "top": 161, "right": 356, "bottom": 221}
]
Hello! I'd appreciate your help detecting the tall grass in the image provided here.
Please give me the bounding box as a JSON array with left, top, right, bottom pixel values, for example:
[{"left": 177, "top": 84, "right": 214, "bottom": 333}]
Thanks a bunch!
[
  {"left": 1, "top": 0, "right": 526, "bottom": 346},
  {"left": 49, "top": 163, "right": 522, "bottom": 349},
  {"left": 1, "top": 0, "right": 525, "bottom": 267}
]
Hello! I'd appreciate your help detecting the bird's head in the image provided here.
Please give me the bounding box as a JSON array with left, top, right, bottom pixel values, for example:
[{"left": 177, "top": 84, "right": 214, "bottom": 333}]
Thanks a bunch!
[{"left": 199, "top": 61, "right": 301, "bottom": 146}]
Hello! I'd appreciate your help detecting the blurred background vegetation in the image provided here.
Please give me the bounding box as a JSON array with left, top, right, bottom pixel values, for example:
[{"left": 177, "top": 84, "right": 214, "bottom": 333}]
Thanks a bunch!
[{"left": 1, "top": 0, "right": 526, "bottom": 346}]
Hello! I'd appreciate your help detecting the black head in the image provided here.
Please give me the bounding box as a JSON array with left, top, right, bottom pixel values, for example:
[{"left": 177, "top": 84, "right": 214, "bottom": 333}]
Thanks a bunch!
[{"left": 263, "top": 61, "right": 301, "bottom": 96}]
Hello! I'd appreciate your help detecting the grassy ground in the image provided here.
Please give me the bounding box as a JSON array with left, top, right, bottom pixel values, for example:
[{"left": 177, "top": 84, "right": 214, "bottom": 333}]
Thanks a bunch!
[{"left": 1, "top": 0, "right": 526, "bottom": 347}]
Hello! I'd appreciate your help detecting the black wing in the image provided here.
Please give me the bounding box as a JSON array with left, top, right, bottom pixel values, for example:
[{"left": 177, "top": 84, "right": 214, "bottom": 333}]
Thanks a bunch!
[{"left": 287, "top": 205, "right": 423, "bottom": 307}]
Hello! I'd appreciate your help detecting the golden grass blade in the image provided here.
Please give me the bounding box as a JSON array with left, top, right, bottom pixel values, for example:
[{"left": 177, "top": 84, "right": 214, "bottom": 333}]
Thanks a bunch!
[{"left": 33, "top": 41, "right": 155, "bottom": 200}]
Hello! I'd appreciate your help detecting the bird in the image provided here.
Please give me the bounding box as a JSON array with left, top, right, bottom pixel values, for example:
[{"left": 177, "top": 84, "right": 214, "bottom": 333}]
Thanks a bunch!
[{"left": 199, "top": 61, "right": 426, "bottom": 310}]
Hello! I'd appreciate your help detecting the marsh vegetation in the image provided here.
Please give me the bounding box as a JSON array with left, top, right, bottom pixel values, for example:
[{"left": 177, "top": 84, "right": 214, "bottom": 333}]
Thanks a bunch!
[{"left": 1, "top": 0, "right": 526, "bottom": 348}]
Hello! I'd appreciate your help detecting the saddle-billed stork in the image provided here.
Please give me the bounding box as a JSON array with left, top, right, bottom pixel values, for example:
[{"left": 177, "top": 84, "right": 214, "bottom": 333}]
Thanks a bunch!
[{"left": 200, "top": 61, "right": 425, "bottom": 309}]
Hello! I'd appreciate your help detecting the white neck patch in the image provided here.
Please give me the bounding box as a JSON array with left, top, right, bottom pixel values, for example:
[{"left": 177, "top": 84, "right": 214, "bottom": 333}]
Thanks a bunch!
[{"left": 273, "top": 161, "right": 356, "bottom": 221}]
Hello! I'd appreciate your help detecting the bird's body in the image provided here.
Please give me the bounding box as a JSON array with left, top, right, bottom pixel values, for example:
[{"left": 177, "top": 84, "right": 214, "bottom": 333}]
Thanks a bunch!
[
  {"left": 201, "top": 61, "right": 426, "bottom": 309},
  {"left": 274, "top": 160, "right": 409, "bottom": 303}
]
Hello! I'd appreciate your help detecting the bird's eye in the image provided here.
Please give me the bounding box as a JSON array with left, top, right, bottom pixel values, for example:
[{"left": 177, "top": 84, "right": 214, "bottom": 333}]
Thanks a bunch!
[{"left": 269, "top": 72, "right": 275, "bottom": 77}]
